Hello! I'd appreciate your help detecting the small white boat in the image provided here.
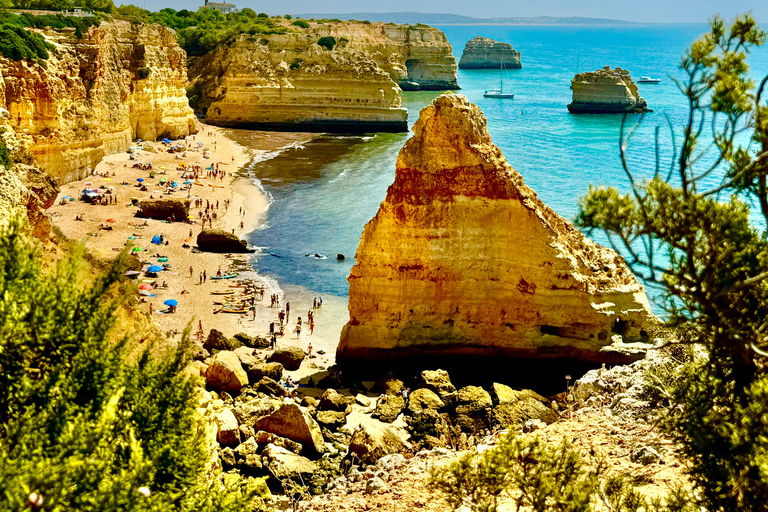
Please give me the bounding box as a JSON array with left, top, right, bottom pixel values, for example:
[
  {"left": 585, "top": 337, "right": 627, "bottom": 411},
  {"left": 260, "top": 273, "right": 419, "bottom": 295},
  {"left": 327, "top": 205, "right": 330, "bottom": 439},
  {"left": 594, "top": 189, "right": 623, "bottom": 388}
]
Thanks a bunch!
[
  {"left": 638, "top": 76, "right": 661, "bottom": 84},
  {"left": 484, "top": 56, "right": 514, "bottom": 99}
]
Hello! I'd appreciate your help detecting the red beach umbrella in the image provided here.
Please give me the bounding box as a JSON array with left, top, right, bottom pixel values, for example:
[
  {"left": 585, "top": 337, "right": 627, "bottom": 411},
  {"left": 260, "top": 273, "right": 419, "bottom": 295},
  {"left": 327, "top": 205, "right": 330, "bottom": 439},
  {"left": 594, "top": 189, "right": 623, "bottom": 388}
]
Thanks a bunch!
[{"left": 138, "top": 284, "right": 153, "bottom": 291}]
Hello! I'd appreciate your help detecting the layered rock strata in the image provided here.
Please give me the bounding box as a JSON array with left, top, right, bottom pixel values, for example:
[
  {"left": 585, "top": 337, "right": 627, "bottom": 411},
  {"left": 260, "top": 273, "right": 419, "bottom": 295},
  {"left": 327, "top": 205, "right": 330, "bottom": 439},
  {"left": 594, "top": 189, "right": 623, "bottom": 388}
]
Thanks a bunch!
[
  {"left": 0, "top": 19, "right": 197, "bottom": 184},
  {"left": 568, "top": 66, "right": 648, "bottom": 114},
  {"left": 188, "top": 21, "right": 458, "bottom": 131},
  {"left": 458, "top": 36, "right": 522, "bottom": 69},
  {"left": 338, "top": 93, "right": 654, "bottom": 366}
]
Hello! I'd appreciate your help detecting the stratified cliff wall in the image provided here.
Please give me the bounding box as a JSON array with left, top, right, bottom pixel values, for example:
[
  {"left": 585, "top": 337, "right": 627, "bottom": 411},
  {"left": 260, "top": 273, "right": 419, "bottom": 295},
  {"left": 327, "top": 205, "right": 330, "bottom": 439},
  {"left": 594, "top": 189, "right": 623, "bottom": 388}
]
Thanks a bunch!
[
  {"left": 188, "top": 21, "right": 458, "bottom": 131},
  {"left": 568, "top": 66, "right": 648, "bottom": 114},
  {"left": 338, "top": 93, "right": 654, "bottom": 367},
  {"left": 0, "top": 19, "right": 197, "bottom": 184},
  {"left": 458, "top": 36, "right": 522, "bottom": 69}
]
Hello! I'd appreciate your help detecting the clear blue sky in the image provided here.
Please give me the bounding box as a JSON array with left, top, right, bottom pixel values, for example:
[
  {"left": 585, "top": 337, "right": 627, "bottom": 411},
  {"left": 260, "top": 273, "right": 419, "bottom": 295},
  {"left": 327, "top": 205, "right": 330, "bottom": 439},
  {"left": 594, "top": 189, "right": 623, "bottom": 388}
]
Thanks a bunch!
[{"left": 133, "top": 0, "right": 767, "bottom": 24}]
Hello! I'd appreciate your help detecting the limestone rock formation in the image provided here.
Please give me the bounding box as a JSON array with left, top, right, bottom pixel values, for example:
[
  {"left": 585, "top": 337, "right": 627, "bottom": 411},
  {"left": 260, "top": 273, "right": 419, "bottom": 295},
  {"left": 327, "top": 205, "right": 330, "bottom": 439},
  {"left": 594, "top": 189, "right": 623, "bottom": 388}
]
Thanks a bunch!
[
  {"left": 267, "top": 346, "right": 306, "bottom": 371},
  {"left": 139, "top": 197, "right": 189, "bottom": 220},
  {"left": 0, "top": 20, "right": 197, "bottom": 184},
  {"left": 252, "top": 402, "right": 326, "bottom": 455},
  {"left": 206, "top": 351, "right": 248, "bottom": 392},
  {"left": 188, "top": 21, "right": 458, "bottom": 131},
  {"left": 458, "top": 36, "right": 522, "bottom": 69},
  {"left": 196, "top": 229, "right": 253, "bottom": 253},
  {"left": 568, "top": 66, "right": 649, "bottom": 114},
  {"left": 338, "top": 93, "right": 654, "bottom": 367}
]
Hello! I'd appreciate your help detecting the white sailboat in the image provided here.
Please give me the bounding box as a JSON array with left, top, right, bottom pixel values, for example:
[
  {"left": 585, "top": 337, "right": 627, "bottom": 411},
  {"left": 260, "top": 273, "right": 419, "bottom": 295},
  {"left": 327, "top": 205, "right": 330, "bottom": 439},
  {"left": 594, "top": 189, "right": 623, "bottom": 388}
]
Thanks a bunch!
[{"left": 483, "top": 56, "right": 515, "bottom": 99}]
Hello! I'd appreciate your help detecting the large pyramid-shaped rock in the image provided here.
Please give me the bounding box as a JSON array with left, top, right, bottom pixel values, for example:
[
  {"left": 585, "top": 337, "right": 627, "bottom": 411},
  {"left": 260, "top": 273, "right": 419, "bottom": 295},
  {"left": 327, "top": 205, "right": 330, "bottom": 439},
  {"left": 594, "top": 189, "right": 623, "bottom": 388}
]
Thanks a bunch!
[{"left": 337, "top": 93, "right": 654, "bottom": 366}]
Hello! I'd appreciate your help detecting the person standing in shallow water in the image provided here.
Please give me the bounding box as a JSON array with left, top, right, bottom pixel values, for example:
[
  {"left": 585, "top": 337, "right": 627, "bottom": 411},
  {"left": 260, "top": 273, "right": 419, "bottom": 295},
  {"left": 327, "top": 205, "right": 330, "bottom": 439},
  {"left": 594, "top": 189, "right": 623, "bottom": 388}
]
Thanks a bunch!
[{"left": 295, "top": 322, "right": 301, "bottom": 338}]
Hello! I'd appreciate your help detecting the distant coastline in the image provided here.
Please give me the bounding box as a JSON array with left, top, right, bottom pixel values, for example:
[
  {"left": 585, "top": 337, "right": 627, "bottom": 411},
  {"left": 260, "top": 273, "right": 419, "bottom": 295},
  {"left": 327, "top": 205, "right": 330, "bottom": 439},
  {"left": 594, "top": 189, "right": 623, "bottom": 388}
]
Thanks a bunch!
[{"left": 295, "top": 12, "right": 638, "bottom": 25}]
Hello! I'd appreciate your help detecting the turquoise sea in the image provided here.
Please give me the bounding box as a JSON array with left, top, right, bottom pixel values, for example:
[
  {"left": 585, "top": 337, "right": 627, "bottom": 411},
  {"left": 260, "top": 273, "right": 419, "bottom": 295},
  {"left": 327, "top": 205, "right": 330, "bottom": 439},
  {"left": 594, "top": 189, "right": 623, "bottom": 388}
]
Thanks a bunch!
[{"left": 244, "top": 23, "right": 768, "bottom": 316}]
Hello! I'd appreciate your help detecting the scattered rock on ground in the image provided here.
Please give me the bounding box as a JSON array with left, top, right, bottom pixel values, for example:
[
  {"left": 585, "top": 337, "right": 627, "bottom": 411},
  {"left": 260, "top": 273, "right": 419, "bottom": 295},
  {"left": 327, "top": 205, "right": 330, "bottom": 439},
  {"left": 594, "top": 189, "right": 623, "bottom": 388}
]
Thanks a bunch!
[
  {"left": 253, "top": 402, "right": 326, "bottom": 455},
  {"left": 206, "top": 351, "right": 249, "bottom": 392},
  {"left": 256, "top": 376, "right": 287, "bottom": 397},
  {"left": 263, "top": 444, "right": 318, "bottom": 481},
  {"left": 372, "top": 394, "right": 405, "bottom": 423},
  {"left": 319, "top": 389, "right": 355, "bottom": 412},
  {"left": 215, "top": 407, "right": 240, "bottom": 446},
  {"left": 417, "top": 369, "right": 457, "bottom": 405},
  {"left": 205, "top": 329, "right": 241, "bottom": 351},
  {"left": 346, "top": 416, "right": 411, "bottom": 465},
  {"left": 407, "top": 388, "right": 445, "bottom": 414},
  {"left": 268, "top": 346, "right": 305, "bottom": 371}
]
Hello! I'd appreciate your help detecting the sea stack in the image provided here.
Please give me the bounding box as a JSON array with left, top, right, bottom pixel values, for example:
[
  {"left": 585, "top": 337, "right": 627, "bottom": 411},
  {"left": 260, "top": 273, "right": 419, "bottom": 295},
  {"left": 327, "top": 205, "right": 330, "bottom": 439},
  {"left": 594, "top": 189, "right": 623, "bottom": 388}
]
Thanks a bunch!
[
  {"left": 337, "top": 93, "right": 654, "bottom": 368},
  {"left": 458, "top": 36, "right": 522, "bottom": 69},
  {"left": 568, "top": 66, "right": 648, "bottom": 113}
]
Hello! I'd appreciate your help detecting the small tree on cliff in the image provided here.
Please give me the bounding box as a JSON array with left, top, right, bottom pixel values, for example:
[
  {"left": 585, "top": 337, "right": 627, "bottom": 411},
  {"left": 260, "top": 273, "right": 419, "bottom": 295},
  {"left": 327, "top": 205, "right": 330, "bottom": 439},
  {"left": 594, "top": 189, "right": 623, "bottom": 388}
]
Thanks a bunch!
[
  {"left": 0, "top": 219, "right": 264, "bottom": 511},
  {"left": 576, "top": 14, "right": 768, "bottom": 511}
]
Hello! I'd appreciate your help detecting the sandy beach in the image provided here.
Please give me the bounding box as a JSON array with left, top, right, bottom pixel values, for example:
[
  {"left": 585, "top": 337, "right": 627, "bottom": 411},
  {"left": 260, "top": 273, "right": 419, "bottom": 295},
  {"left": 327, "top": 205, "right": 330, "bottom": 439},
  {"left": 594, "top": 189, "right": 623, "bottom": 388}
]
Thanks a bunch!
[{"left": 49, "top": 123, "right": 342, "bottom": 379}]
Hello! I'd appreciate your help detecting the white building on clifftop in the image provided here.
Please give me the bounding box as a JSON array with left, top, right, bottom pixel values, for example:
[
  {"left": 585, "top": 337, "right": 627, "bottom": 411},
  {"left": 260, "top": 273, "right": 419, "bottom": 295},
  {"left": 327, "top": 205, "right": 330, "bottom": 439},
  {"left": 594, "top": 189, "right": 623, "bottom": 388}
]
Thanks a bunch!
[{"left": 199, "top": 0, "right": 238, "bottom": 14}]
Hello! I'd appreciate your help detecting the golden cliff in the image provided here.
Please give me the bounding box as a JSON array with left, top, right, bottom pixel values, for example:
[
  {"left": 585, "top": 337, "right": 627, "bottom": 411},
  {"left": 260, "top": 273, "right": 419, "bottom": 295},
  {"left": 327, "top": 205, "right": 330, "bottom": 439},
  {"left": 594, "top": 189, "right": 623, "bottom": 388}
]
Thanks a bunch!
[
  {"left": 0, "top": 20, "right": 197, "bottom": 184},
  {"left": 568, "top": 66, "right": 648, "bottom": 114},
  {"left": 338, "top": 93, "right": 654, "bottom": 366},
  {"left": 188, "top": 21, "right": 458, "bottom": 132}
]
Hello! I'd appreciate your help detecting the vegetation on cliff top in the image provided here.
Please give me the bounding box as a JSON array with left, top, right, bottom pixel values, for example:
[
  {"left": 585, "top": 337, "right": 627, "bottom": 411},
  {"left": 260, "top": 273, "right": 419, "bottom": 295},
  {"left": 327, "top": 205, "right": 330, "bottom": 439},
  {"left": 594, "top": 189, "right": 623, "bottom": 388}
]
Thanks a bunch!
[
  {"left": 4, "top": 0, "right": 117, "bottom": 13},
  {"left": 0, "top": 219, "right": 265, "bottom": 511}
]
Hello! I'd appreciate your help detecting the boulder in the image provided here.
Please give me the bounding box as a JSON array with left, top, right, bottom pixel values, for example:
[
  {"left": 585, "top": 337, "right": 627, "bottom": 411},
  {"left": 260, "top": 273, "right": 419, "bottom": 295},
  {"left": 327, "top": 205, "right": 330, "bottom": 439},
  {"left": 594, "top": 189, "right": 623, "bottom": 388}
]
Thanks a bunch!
[
  {"left": 630, "top": 446, "right": 665, "bottom": 466},
  {"left": 315, "top": 410, "right": 348, "bottom": 428},
  {"left": 139, "top": 197, "right": 189, "bottom": 221},
  {"left": 197, "top": 228, "right": 254, "bottom": 253},
  {"left": 267, "top": 346, "right": 305, "bottom": 371},
  {"left": 256, "top": 376, "right": 288, "bottom": 397},
  {"left": 407, "top": 388, "right": 445, "bottom": 414},
  {"left": 372, "top": 394, "right": 405, "bottom": 423},
  {"left": 490, "top": 382, "right": 517, "bottom": 405},
  {"left": 492, "top": 393, "right": 559, "bottom": 430},
  {"left": 206, "top": 351, "right": 248, "bottom": 392},
  {"left": 319, "top": 389, "right": 354, "bottom": 412},
  {"left": 417, "top": 369, "right": 456, "bottom": 405},
  {"left": 204, "top": 329, "right": 240, "bottom": 351},
  {"left": 374, "top": 374, "right": 405, "bottom": 396},
  {"left": 214, "top": 408, "right": 240, "bottom": 446},
  {"left": 234, "top": 332, "right": 271, "bottom": 349},
  {"left": 220, "top": 446, "right": 236, "bottom": 468},
  {"left": 254, "top": 431, "right": 303, "bottom": 454},
  {"left": 234, "top": 437, "right": 262, "bottom": 470},
  {"left": 237, "top": 354, "right": 284, "bottom": 383},
  {"left": 453, "top": 386, "right": 493, "bottom": 433},
  {"left": 262, "top": 444, "right": 318, "bottom": 481},
  {"left": 252, "top": 402, "right": 326, "bottom": 455},
  {"left": 346, "top": 416, "right": 410, "bottom": 465}
]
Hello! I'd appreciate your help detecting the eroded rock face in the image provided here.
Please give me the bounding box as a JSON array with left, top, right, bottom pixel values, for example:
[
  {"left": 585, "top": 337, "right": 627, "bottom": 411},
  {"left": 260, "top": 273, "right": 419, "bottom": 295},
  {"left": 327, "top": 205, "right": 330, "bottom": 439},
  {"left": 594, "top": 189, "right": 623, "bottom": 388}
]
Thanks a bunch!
[
  {"left": 197, "top": 229, "right": 253, "bottom": 253},
  {"left": 188, "top": 22, "right": 458, "bottom": 131},
  {"left": 139, "top": 197, "right": 189, "bottom": 220},
  {"left": 338, "top": 93, "right": 654, "bottom": 367},
  {"left": 0, "top": 20, "right": 197, "bottom": 184},
  {"left": 458, "top": 36, "right": 522, "bottom": 69},
  {"left": 568, "top": 66, "right": 648, "bottom": 114}
]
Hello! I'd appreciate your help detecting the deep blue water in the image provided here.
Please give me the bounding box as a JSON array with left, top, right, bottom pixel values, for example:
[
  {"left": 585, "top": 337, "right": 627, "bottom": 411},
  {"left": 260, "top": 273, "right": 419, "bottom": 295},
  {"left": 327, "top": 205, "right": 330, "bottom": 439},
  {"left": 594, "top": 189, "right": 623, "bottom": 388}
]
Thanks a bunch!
[{"left": 245, "top": 23, "right": 768, "bottom": 313}]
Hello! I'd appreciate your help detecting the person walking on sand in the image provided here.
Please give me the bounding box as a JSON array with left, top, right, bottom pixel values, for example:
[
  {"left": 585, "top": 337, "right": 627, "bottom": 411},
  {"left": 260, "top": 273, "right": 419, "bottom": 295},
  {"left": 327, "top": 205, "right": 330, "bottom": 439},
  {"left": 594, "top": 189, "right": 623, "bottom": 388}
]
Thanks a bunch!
[
  {"left": 203, "top": 270, "right": 207, "bottom": 283},
  {"left": 307, "top": 343, "right": 313, "bottom": 358},
  {"left": 149, "top": 303, "right": 153, "bottom": 315},
  {"left": 199, "top": 272, "right": 203, "bottom": 285},
  {"left": 190, "top": 266, "right": 194, "bottom": 278},
  {"left": 198, "top": 320, "right": 203, "bottom": 332},
  {"left": 279, "top": 310, "right": 285, "bottom": 326}
]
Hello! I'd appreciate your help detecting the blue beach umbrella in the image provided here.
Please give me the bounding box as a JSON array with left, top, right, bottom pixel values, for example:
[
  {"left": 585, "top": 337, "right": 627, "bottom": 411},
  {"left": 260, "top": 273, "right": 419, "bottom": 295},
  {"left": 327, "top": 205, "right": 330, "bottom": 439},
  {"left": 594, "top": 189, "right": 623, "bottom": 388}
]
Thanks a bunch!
[
  {"left": 137, "top": 178, "right": 144, "bottom": 182},
  {"left": 147, "top": 265, "right": 163, "bottom": 272},
  {"left": 183, "top": 180, "right": 193, "bottom": 185},
  {"left": 164, "top": 299, "right": 178, "bottom": 307},
  {"left": 151, "top": 235, "right": 162, "bottom": 244}
]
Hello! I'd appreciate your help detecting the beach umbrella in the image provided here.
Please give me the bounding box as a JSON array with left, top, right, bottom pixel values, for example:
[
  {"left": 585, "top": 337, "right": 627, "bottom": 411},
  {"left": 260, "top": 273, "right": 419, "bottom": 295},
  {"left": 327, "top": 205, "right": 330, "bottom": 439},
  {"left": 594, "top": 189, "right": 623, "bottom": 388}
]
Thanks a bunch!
[
  {"left": 103, "top": 178, "right": 112, "bottom": 182},
  {"left": 106, "top": 218, "right": 116, "bottom": 223},
  {"left": 137, "top": 178, "right": 144, "bottom": 182},
  {"left": 164, "top": 299, "right": 178, "bottom": 307},
  {"left": 131, "top": 247, "right": 143, "bottom": 252},
  {"left": 171, "top": 182, "right": 178, "bottom": 188},
  {"left": 124, "top": 270, "right": 141, "bottom": 277},
  {"left": 159, "top": 178, "right": 167, "bottom": 183},
  {"left": 160, "top": 166, "right": 166, "bottom": 170},
  {"left": 147, "top": 265, "right": 163, "bottom": 272},
  {"left": 138, "top": 283, "right": 153, "bottom": 291},
  {"left": 151, "top": 235, "right": 162, "bottom": 244}
]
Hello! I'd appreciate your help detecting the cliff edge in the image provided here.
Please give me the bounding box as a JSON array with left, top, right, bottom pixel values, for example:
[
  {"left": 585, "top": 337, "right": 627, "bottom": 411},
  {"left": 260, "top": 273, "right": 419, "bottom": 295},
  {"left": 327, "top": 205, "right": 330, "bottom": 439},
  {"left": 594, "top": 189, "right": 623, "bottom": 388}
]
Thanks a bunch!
[
  {"left": 458, "top": 36, "right": 522, "bottom": 69},
  {"left": 568, "top": 66, "right": 648, "bottom": 114},
  {"left": 188, "top": 21, "right": 459, "bottom": 131},
  {"left": 338, "top": 93, "right": 654, "bottom": 368},
  {"left": 0, "top": 19, "right": 197, "bottom": 184}
]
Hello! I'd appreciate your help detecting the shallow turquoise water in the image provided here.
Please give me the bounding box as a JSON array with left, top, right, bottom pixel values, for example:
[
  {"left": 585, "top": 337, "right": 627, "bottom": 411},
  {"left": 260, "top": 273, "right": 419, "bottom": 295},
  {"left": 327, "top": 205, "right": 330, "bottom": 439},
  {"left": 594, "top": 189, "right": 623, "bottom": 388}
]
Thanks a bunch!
[{"left": 245, "top": 24, "right": 768, "bottom": 313}]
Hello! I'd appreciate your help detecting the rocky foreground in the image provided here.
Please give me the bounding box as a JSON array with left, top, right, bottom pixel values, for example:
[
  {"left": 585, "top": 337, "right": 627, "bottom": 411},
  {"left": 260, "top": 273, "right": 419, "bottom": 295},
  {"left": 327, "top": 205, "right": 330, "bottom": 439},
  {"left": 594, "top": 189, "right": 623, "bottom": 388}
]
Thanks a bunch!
[
  {"left": 568, "top": 66, "right": 649, "bottom": 114},
  {"left": 337, "top": 93, "right": 654, "bottom": 368},
  {"left": 189, "top": 325, "right": 688, "bottom": 509}
]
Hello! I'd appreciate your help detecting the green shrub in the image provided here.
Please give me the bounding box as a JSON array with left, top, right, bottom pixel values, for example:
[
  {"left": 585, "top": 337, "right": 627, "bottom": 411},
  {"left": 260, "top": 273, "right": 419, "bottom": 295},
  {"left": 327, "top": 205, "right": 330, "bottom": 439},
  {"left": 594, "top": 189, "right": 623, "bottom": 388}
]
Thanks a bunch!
[
  {"left": 0, "top": 24, "right": 52, "bottom": 61},
  {"left": 289, "top": 58, "right": 302, "bottom": 69},
  {"left": 0, "top": 139, "right": 12, "bottom": 168},
  {"left": 284, "top": 14, "right": 292, "bottom": 19},
  {"left": 317, "top": 35, "right": 335, "bottom": 50},
  {"left": 257, "top": 12, "right": 268, "bottom": 17},
  {"left": 291, "top": 19, "right": 309, "bottom": 28},
  {"left": 136, "top": 66, "right": 151, "bottom": 79},
  {"left": 363, "top": 20, "right": 371, "bottom": 24},
  {"left": 0, "top": 219, "right": 261, "bottom": 512}
]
